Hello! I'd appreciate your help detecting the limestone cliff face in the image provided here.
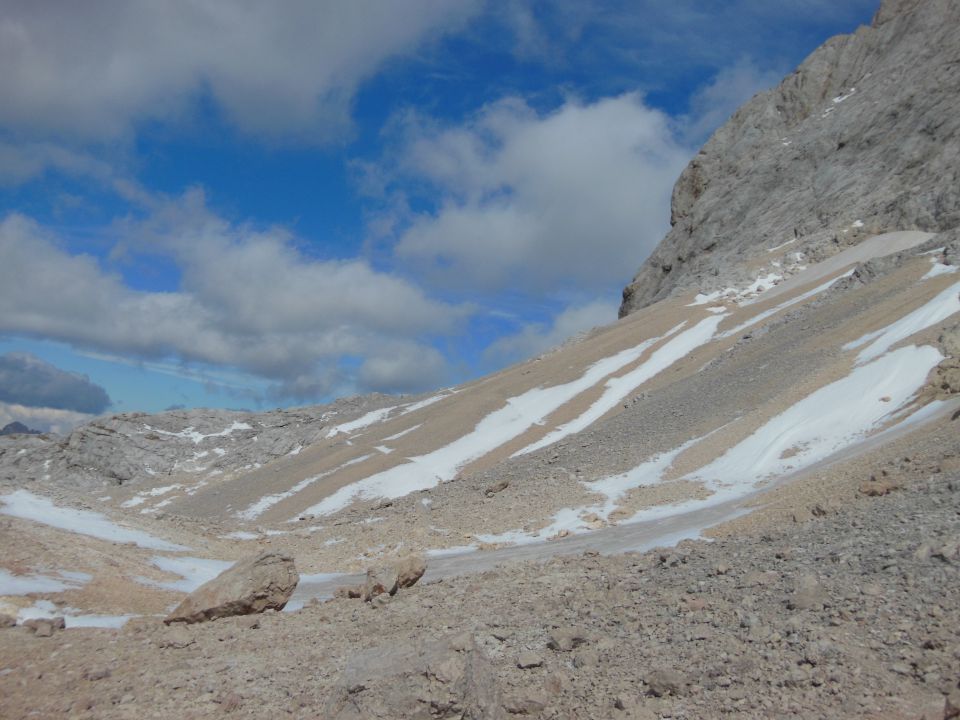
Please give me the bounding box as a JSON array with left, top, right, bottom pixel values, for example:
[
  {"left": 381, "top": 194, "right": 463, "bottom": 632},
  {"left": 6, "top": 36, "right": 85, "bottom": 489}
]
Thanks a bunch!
[{"left": 619, "top": 0, "right": 960, "bottom": 317}]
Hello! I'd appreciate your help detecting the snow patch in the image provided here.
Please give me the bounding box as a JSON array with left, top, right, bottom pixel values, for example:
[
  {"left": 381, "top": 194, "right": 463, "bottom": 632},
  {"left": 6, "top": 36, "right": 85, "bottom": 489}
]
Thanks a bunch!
[
  {"left": 325, "top": 407, "right": 397, "bottom": 438},
  {"left": 517, "top": 316, "right": 724, "bottom": 456},
  {"left": 382, "top": 424, "right": 421, "bottom": 442},
  {"left": 0, "top": 569, "right": 91, "bottom": 595},
  {"left": 844, "top": 282, "right": 960, "bottom": 363},
  {"left": 136, "top": 556, "right": 234, "bottom": 593},
  {"left": 301, "top": 325, "right": 690, "bottom": 516},
  {"left": 0, "top": 490, "right": 187, "bottom": 551},
  {"left": 144, "top": 421, "right": 252, "bottom": 444},
  {"left": 236, "top": 454, "right": 372, "bottom": 521}
]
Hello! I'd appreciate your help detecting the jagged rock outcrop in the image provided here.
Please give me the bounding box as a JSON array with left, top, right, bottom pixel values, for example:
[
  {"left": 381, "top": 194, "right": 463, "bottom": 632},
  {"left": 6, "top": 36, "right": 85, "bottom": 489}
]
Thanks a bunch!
[
  {"left": 620, "top": 0, "right": 960, "bottom": 317},
  {"left": 164, "top": 553, "right": 299, "bottom": 624}
]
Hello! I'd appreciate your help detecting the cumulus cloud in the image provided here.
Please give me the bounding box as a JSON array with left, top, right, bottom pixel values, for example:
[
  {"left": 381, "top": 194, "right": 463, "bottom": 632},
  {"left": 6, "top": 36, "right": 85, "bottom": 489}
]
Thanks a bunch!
[
  {"left": 371, "top": 94, "right": 691, "bottom": 296},
  {"left": 0, "top": 0, "right": 480, "bottom": 142},
  {"left": 484, "top": 299, "right": 619, "bottom": 365},
  {"left": 0, "top": 352, "right": 111, "bottom": 413},
  {"left": 0, "top": 197, "right": 468, "bottom": 400}
]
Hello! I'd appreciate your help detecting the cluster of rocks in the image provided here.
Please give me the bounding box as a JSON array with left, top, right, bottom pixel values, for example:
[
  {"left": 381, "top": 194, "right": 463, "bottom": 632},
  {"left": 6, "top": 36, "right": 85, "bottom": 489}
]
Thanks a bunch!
[{"left": 335, "top": 553, "right": 428, "bottom": 604}]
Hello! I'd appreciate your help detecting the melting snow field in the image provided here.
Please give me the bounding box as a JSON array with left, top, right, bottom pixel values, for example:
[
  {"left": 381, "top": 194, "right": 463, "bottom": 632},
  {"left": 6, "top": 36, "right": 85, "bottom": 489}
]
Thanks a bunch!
[
  {"left": 237, "top": 454, "right": 372, "bottom": 521},
  {"left": 518, "top": 316, "right": 724, "bottom": 456},
  {"left": 844, "top": 281, "right": 960, "bottom": 363},
  {"left": 480, "top": 343, "right": 945, "bottom": 547},
  {"left": 0, "top": 490, "right": 187, "bottom": 551},
  {"left": 300, "top": 326, "right": 693, "bottom": 516}
]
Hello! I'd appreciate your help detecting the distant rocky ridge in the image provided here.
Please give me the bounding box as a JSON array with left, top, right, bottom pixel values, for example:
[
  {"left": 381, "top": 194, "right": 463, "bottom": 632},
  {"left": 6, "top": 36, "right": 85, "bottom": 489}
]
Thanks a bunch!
[
  {"left": 620, "top": 0, "right": 960, "bottom": 316},
  {"left": 0, "top": 422, "right": 40, "bottom": 437},
  {"left": 0, "top": 393, "right": 397, "bottom": 491}
]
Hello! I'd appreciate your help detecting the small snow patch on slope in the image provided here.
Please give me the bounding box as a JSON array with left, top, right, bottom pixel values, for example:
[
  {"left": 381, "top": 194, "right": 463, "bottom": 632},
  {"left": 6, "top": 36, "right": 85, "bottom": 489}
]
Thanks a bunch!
[
  {"left": 517, "top": 316, "right": 724, "bottom": 456},
  {"left": 325, "top": 407, "right": 397, "bottom": 438},
  {"left": 145, "top": 421, "right": 252, "bottom": 444},
  {"left": 844, "top": 281, "right": 960, "bottom": 363},
  {"left": 0, "top": 569, "right": 91, "bottom": 595},
  {"left": 923, "top": 256, "right": 958, "bottom": 280},
  {"left": 0, "top": 490, "right": 187, "bottom": 551},
  {"left": 135, "top": 556, "right": 234, "bottom": 593}
]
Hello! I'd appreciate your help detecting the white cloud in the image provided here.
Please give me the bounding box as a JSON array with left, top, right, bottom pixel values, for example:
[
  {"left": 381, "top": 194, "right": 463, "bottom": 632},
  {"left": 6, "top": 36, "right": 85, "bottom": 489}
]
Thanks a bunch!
[
  {"left": 681, "top": 57, "right": 784, "bottom": 144},
  {"left": 0, "top": 401, "right": 94, "bottom": 435},
  {"left": 0, "top": 197, "right": 468, "bottom": 400},
  {"left": 485, "top": 299, "right": 619, "bottom": 364},
  {"left": 376, "top": 93, "right": 691, "bottom": 296},
  {"left": 0, "top": 0, "right": 480, "bottom": 142}
]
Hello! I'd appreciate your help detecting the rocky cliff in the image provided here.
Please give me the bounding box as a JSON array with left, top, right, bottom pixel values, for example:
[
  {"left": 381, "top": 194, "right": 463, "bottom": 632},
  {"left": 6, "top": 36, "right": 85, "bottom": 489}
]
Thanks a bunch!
[{"left": 620, "top": 0, "right": 960, "bottom": 317}]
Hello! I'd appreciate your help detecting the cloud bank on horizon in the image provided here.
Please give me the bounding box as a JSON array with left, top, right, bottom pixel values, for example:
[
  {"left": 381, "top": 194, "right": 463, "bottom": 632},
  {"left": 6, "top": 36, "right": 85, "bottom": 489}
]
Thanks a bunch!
[{"left": 0, "top": 0, "right": 877, "bottom": 422}]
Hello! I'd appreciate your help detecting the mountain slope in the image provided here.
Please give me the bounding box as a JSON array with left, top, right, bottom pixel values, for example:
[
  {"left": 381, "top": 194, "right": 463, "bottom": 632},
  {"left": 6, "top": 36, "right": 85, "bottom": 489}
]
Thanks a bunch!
[
  {"left": 619, "top": 0, "right": 960, "bottom": 316},
  {"left": 2, "top": 1, "right": 960, "bottom": 716}
]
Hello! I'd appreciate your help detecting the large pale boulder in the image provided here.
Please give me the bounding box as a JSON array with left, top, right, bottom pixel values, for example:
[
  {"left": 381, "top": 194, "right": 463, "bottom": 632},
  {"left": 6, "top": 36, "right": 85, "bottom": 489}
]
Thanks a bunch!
[{"left": 164, "top": 553, "right": 298, "bottom": 624}]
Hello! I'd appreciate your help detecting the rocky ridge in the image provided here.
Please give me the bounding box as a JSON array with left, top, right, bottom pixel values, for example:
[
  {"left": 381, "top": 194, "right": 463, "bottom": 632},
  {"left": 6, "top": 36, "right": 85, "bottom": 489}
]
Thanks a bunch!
[
  {"left": 620, "top": 0, "right": 960, "bottom": 317},
  {"left": 0, "top": 392, "right": 398, "bottom": 492}
]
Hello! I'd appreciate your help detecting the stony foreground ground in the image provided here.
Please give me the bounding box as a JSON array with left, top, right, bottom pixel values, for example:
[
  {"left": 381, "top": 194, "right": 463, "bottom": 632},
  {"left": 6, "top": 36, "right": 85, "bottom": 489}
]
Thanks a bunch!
[{"left": 2, "top": 418, "right": 958, "bottom": 720}]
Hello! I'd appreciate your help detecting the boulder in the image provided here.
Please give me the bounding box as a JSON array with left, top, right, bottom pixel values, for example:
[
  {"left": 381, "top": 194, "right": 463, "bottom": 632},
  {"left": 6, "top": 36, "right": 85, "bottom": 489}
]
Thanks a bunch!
[
  {"left": 395, "top": 554, "right": 427, "bottom": 589},
  {"left": 644, "top": 668, "right": 687, "bottom": 697},
  {"left": 362, "top": 566, "right": 398, "bottom": 602},
  {"left": 361, "top": 554, "right": 428, "bottom": 601},
  {"left": 547, "top": 627, "right": 588, "bottom": 652},
  {"left": 164, "top": 553, "right": 298, "bottom": 624},
  {"left": 0, "top": 613, "right": 16, "bottom": 628},
  {"left": 324, "top": 634, "right": 504, "bottom": 719}
]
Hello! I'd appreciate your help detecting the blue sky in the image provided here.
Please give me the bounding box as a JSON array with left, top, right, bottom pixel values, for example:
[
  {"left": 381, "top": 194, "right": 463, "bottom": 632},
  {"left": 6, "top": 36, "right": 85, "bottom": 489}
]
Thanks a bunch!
[{"left": 0, "top": 0, "right": 877, "bottom": 431}]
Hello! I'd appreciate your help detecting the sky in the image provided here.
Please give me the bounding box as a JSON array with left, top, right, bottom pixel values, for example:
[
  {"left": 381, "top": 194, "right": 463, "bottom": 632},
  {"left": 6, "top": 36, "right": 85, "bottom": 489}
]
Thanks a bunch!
[{"left": 0, "top": 0, "right": 878, "bottom": 432}]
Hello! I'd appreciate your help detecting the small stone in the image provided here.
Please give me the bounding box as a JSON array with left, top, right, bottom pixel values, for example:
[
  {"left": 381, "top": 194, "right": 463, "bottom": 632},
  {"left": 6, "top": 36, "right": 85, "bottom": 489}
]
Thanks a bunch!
[
  {"left": 517, "top": 651, "right": 544, "bottom": 669},
  {"left": 485, "top": 479, "right": 509, "bottom": 497},
  {"left": 83, "top": 667, "right": 111, "bottom": 681},
  {"left": 363, "top": 565, "right": 399, "bottom": 601},
  {"left": 394, "top": 554, "right": 427, "bottom": 589},
  {"left": 645, "top": 668, "right": 686, "bottom": 697},
  {"left": 547, "top": 628, "right": 588, "bottom": 652},
  {"left": 503, "top": 694, "right": 546, "bottom": 715}
]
